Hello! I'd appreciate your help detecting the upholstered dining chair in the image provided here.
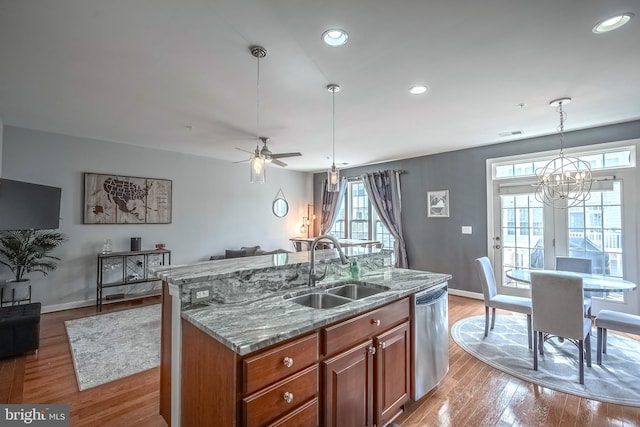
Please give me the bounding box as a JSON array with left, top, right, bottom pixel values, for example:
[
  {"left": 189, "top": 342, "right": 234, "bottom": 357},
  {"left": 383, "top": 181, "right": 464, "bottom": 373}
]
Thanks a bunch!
[
  {"left": 531, "top": 272, "right": 592, "bottom": 384},
  {"left": 556, "top": 256, "right": 593, "bottom": 317},
  {"left": 474, "top": 257, "right": 532, "bottom": 349}
]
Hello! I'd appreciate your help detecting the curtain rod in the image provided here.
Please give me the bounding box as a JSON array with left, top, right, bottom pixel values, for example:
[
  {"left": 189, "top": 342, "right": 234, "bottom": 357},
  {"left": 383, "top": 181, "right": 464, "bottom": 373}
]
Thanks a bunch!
[{"left": 346, "top": 169, "right": 406, "bottom": 181}]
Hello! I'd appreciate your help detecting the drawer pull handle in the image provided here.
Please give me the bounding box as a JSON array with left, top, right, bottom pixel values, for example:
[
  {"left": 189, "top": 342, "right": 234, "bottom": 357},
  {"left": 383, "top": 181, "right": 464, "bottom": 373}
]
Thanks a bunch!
[
  {"left": 379, "top": 341, "right": 387, "bottom": 349},
  {"left": 368, "top": 346, "right": 377, "bottom": 355},
  {"left": 283, "top": 391, "right": 294, "bottom": 404},
  {"left": 371, "top": 319, "right": 381, "bottom": 326},
  {"left": 282, "top": 357, "right": 294, "bottom": 368}
]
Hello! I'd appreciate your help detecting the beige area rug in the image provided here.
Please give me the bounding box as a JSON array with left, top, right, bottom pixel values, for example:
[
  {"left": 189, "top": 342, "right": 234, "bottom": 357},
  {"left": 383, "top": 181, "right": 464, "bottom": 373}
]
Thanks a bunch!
[
  {"left": 64, "top": 304, "right": 161, "bottom": 391},
  {"left": 452, "top": 315, "right": 640, "bottom": 407}
]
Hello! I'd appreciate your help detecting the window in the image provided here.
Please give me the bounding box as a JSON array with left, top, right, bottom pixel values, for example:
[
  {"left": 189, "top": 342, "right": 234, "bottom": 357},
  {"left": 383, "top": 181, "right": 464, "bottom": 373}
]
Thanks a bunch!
[
  {"left": 328, "top": 180, "right": 395, "bottom": 249},
  {"left": 494, "top": 147, "right": 633, "bottom": 179},
  {"left": 491, "top": 142, "right": 636, "bottom": 306}
]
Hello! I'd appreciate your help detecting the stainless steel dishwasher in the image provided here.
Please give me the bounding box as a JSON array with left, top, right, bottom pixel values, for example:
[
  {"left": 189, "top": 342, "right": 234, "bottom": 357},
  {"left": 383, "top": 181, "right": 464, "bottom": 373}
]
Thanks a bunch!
[{"left": 412, "top": 282, "right": 449, "bottom": 401}]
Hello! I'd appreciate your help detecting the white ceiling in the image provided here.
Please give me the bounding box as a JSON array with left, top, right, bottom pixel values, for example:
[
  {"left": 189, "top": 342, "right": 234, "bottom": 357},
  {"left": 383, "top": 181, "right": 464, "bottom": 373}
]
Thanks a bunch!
[{"left": 1, "top": 0, "right": 639, "bottom": 172}]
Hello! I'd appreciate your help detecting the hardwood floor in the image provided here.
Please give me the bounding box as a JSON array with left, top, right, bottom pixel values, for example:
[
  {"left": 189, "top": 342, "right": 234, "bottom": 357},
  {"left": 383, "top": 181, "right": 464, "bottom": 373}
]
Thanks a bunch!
[
  {"left": 396, "top": 295, "right": 640, "bottom": 427},
  {"left": 1, "top": 294, "right": 639, "bottom": 426},
  {"left": 0, "top": 297, "right": 166, "bottom": 427}
]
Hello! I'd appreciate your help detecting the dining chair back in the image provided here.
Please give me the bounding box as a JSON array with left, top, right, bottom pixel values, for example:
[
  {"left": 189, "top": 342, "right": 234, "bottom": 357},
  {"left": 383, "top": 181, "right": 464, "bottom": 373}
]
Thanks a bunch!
[
  {"left": 556, "top": 256, "right": 592, "bottom": 274},
  {"left": 476, "top": 256, "right": 498, "bottom": 302},
  {"left": 531, "top": 271, "right": 592, "bottom": 384},
  {"left": 475, "top": 257, "right": 532, "bottom": 348},
  {"left": 556, "top": 256, "right": 593, "bottom": 317}
]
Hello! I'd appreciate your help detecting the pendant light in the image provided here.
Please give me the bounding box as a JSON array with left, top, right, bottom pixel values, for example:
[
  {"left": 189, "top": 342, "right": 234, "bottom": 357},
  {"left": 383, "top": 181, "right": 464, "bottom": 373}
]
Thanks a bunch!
[
  {"left": 250, "top": 45, "right": 266, "bottom": 184},
  {"left": 534, "top": 98, "right": 592, "bottom": 208},
  {"left": 327, "top": 84, "right": 341, "bottom": 192}
]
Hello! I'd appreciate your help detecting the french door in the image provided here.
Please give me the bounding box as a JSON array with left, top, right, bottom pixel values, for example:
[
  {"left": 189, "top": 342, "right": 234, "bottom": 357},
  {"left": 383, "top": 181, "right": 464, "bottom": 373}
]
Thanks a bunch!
[{"left": 490, "top": 170, "right": 638, "bottom": 313}]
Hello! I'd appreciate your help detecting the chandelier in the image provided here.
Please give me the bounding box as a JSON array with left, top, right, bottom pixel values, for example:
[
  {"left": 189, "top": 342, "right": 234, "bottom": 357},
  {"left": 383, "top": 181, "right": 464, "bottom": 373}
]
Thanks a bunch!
[{"left": 534, "top": 98, "right": 592, "bottom": 208}]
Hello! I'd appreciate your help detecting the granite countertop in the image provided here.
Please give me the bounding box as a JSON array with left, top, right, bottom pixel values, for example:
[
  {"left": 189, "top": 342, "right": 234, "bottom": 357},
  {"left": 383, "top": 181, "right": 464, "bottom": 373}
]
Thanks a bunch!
[
  {"left": 183, "top": 267, "right": 451, "bottom": 356},
  {"left": 151, "top": 246, "right": 379, "bottom": 286}
]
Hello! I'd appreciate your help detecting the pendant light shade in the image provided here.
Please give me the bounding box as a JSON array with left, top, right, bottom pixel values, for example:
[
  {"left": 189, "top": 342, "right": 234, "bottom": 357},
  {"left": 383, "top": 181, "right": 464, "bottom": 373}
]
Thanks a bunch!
[
  {"left": 250, "top": 45, "right": 267, "bottom": 184},
  {"left": 534, "top": 98, "right": 592, "bottom": 208},
  {"left": 327, "top": 84, "right": 341, "bottom": 192},
  {"left": 250, "top": 149, "right": 266, "bottom": 184}
]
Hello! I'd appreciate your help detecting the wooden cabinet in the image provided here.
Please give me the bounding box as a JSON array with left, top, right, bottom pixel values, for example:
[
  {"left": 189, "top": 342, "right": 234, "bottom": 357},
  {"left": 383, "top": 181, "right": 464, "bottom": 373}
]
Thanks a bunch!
[
  {"left": 178, "top": 297, "right": 412, "bottom": 427},
  {"left": 375, "top": 321, "right": 411, "bottom": 426},
  {"left": 243, "top": 333, "right": 318, "bottom": 395},
  {"left": 323, "top": 340, "right": 374, "bottom": 427},
  {"left": 322, "top": 298, "right": 411, "bottom": 427},
  {"left": 242, "top": 333, "right": 319, "bottom": 427}
]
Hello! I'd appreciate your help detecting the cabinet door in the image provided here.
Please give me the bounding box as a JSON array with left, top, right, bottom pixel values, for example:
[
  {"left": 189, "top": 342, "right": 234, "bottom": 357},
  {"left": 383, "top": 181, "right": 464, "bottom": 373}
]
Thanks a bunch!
[
  {"left": 323, "top": 340, "right": 373, "bottom": 427},
  {"left": 374, "top": 321, "right": 410, "bottom": 427}
]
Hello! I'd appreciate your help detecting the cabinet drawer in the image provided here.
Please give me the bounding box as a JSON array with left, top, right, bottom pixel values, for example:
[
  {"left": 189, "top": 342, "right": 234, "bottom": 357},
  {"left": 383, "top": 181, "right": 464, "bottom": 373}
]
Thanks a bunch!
[
  {"left": 243, "top": 365, "right": 319, "bottom": 427},
  {"left": 243, "top": 333, "right": 319, "bottom": 395},
  {"left": 323, "top": 298, "right": 409, "bottom": 356},
  {"left": 267, "top": 397, "right": 318, "bottom": 427}
]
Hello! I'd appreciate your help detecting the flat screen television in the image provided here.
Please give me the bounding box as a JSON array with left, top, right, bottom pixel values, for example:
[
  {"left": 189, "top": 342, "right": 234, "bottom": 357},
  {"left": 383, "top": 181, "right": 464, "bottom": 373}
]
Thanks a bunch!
[{"left": 0, "top": 178, "right": 62, "bottom": 230}]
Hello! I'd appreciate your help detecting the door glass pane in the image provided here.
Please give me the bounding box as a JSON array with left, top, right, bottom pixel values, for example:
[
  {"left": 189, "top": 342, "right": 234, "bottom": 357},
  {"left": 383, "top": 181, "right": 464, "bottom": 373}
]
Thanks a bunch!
[
  {"left": 567, "top": 181, "right": 623, "bottom": 301},
  {"left": 501, "top": 193, "right": 541, "bottom": 289}
]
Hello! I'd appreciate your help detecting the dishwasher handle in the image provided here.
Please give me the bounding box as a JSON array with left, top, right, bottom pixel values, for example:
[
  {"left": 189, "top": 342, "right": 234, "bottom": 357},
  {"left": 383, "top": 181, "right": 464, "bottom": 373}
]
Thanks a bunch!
[{"left": 415, "top": 285, "right": 447, "bottom": 306}]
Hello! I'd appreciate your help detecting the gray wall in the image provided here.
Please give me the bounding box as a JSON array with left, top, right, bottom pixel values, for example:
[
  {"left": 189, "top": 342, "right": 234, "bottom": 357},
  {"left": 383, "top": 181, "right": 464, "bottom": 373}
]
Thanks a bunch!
[
  {"left": 0, "top": 118, "right": 3, "bottom": 175},
  {"left": 314, "top": 120, "right": 640, "bottom": 294},
  {"left": 2, "top": 126, "right": 312, "bottom": 311}
]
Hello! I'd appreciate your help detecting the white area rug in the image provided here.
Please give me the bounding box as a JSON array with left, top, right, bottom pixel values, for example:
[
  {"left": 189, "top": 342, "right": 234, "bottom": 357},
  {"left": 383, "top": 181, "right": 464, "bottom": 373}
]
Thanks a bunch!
[
  {"left": 452, "top": 315, "right": 640, "bottom": 407},
  {"left": 65, "top": 304, "right": 161, "bottom": 391}
]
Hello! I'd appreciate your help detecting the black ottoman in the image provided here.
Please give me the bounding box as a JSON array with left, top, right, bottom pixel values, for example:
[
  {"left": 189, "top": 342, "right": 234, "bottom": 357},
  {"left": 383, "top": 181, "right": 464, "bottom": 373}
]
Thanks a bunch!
[{"left": 0, "top": 302, "right": 41, "bottom": 358}]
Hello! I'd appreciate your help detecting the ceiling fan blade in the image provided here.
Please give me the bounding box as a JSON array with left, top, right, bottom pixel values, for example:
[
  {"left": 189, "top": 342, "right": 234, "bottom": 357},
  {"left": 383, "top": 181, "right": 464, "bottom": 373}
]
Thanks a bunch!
[
  {"left": 235, "top": 147, "right": 255, "bottom": 155},
  {"left": 270, "top": 152, "right": 302, "bottom": 159},
  {"left": 232, "top": 159, "right": 250, "bottom": 164},
  {"left": 272, "top": 159, "right": 288, "bottom": 167}
]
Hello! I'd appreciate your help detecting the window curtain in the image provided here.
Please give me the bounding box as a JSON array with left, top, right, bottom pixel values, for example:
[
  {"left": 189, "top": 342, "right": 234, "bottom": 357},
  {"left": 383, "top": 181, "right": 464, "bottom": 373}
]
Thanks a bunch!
[
  {"left": 362, "top": 170, "right": 408, "bottom": 268},
  {"left": 320, "top": 177, "right": 347, "bottom": 235}
]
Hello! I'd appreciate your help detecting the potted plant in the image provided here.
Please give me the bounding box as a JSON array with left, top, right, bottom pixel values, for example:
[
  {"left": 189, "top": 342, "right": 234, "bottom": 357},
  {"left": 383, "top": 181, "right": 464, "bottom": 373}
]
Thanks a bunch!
[{"left": 0, "top": 229, "right": 67, "bottom": 304}]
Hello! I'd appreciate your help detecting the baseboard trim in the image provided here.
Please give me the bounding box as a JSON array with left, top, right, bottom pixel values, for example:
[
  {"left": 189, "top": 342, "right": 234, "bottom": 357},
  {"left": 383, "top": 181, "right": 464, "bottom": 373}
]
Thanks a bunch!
[
  {"left": 42, "top": 299, "right": 96, "bottom": 314},
  {"left": 448, "top": 288, "right": 483, "bottom": 300},
  {"left": 42, "top": 295, "right": 161, "bottom": 314}
]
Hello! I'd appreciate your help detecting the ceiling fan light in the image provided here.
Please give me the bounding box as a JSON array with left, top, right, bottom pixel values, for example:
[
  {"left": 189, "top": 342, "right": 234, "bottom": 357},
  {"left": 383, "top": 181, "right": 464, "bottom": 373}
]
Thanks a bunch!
[{"left": 250, "top": 155, "right": 266, "bottom": 184}]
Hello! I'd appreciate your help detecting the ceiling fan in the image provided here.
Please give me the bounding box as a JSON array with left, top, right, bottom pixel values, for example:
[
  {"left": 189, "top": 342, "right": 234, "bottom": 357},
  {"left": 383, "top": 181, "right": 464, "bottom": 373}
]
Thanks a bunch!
[{"left": 235, "top": 137, "right": 301, "bottom": 167}]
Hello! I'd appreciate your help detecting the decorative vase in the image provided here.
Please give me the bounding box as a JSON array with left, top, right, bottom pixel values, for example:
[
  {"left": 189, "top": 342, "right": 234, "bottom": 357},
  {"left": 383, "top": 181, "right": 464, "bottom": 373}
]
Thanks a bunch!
[{"left": 1, "top": 279, "right": 31, "bottom": 305}]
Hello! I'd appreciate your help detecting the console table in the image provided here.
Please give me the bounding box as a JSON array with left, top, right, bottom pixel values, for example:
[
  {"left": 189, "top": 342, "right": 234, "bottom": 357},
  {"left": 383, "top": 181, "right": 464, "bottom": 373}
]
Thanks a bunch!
[{"left": 96, "top": 249, "right": 171, "bottom": 311}]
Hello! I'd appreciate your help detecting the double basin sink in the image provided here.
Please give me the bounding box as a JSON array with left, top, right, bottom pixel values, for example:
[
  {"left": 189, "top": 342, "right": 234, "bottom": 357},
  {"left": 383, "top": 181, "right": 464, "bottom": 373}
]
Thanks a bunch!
[{"left": 285, "top": 281, "right": 390, "bottom": 309}]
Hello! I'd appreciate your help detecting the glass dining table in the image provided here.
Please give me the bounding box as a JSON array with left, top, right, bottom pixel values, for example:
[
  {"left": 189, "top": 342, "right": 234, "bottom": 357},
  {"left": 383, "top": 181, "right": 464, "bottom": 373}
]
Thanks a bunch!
[{"left": 506, "top": 269, "right": 637, "bottom": 293}]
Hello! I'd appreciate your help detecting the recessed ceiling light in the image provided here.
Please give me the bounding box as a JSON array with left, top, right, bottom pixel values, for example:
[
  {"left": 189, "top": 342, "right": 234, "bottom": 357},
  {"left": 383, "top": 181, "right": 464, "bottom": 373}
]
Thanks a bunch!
[
  {"left": 593, "top": 13, "right": 634, "bottom": 34},
  {"left": 409, "top": 85, "right": 428, "bottom": 95},
  {"left": 322, "top": 29, "right": 348, "bottom": 47}
]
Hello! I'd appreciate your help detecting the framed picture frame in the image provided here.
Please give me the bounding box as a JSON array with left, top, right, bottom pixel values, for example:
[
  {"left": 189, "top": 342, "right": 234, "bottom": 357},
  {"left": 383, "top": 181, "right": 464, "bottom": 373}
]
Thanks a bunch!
[
  {"left": 83, "top": 172, "right": 172, "bottom": 224},
  {"left": 427, "top": 190, "right": 449, "bottom": 218}
]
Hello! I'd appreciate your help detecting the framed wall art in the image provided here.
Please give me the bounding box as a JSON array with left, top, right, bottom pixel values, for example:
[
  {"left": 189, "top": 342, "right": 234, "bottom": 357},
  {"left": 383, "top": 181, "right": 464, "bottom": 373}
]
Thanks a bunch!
[
  {"left": 83, "top": 173, "right": 172, "bottom": 224},
  {"left": 427, "top": 190, "right": 449, "bottom": 218}
]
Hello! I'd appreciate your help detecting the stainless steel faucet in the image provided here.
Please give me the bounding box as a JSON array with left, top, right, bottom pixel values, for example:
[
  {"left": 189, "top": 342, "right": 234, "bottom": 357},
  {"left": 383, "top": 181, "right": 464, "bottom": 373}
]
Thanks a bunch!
[{"left": 308, "top": 235, "right": 350, "bottom": 287}]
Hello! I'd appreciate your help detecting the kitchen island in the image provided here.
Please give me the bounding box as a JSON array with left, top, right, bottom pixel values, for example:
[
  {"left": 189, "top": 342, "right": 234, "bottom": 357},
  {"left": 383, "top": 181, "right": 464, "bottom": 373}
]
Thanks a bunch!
[{"left": 153, "top": 247, "right": 451, "bottom": 427}]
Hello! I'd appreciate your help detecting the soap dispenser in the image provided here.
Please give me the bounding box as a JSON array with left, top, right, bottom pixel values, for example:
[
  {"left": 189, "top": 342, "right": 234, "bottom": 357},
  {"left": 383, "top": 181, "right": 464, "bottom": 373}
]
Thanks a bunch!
[{"left": 350, "top": 258, "right": 361, "bottom": 280}]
